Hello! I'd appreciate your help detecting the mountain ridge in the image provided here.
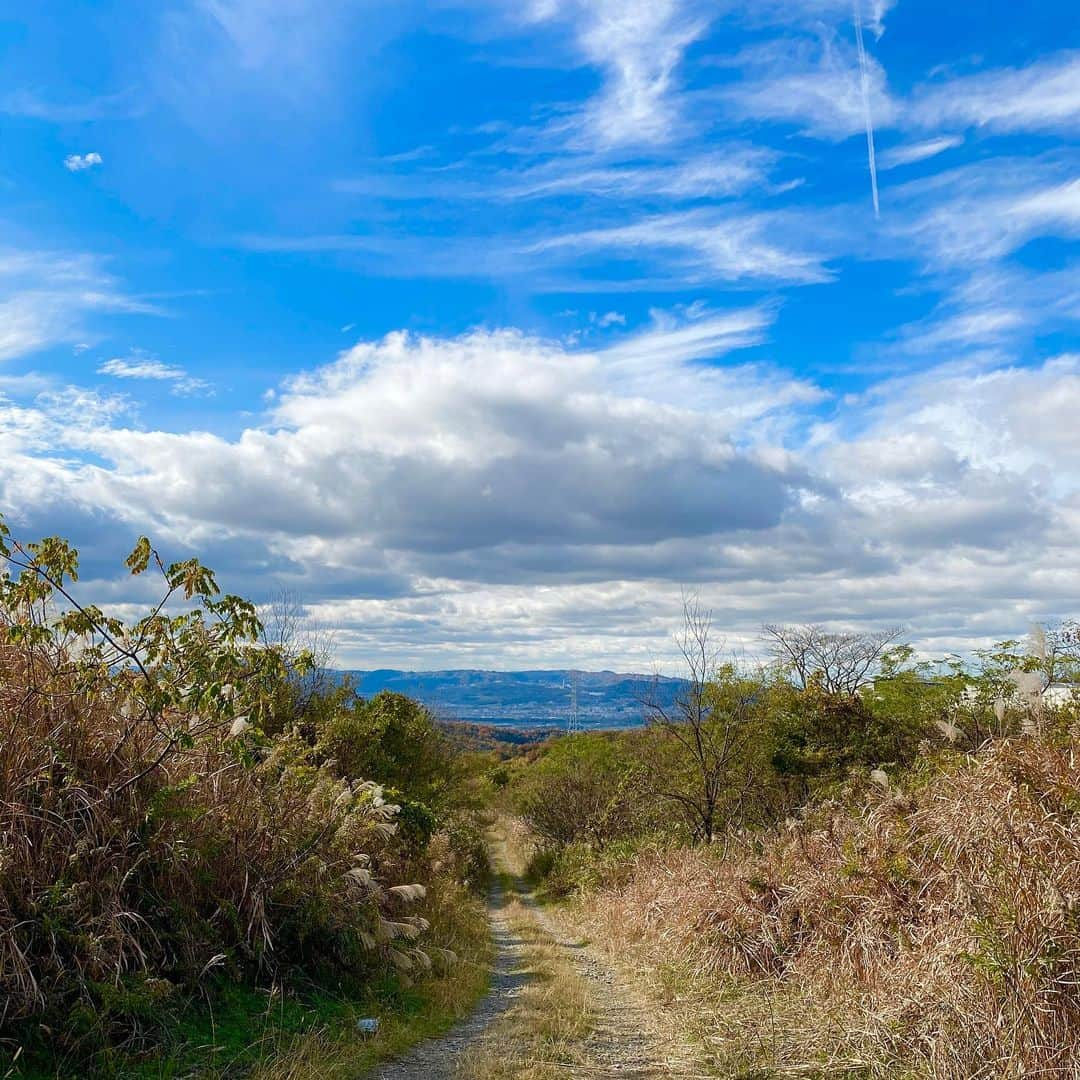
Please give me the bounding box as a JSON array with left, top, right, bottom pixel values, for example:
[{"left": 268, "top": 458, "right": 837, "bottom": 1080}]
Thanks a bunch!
[{"left": 339, "top": 667, "right": 685, "bottom": 729}]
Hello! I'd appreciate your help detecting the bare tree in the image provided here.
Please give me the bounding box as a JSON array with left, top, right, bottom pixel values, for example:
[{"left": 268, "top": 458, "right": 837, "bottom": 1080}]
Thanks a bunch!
[
  {"left": 1033, "top": 621, "right": 1080, "bottom": 687},
  {"left": 260, "top": 589, "right": 338, "bottom": 718},
  {"left": 643, "top": 597, "right": 760, "bottom": 844},
  {"left": 762, "top": 623, "right": 903, "bottom": 696}
]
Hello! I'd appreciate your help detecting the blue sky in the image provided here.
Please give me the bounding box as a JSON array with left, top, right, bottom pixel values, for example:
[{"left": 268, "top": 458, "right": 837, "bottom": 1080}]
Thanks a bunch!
[{"left": 0, "top": 1, "right": 1078, "bottom": 669}]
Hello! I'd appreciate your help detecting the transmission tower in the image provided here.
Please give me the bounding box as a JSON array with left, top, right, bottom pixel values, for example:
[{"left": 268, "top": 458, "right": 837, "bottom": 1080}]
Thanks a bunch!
[{"left": 566, "top": 671, "right": 581, "bottom": 733}]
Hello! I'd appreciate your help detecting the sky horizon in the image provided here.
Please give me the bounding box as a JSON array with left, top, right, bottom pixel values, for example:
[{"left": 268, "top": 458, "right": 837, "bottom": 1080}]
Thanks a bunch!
[{"left": 1, "top": 1, "right": 1077, "bottom": 671}]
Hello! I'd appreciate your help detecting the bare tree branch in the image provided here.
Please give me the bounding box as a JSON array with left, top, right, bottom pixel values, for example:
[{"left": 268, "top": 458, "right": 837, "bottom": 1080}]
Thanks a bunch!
[{"left": 762, "top": 623, "right": 903, "bottom": 696}]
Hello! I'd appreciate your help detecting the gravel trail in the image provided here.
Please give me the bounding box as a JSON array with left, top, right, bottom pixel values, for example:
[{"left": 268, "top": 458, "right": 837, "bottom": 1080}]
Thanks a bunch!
[
  {"left": 370, "top": 865, "right": 692, "bottom": 1079},
  {"left": 369, "top": 879, "right": 530, "bottom": 1080}
]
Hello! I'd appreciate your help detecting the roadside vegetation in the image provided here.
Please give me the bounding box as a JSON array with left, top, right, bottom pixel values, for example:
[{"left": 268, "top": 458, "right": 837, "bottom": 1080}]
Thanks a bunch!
[
  {"left": 506, "top": 604, "right": 1080, "bottom": 1077},
  {"left": 0, "top": 518, "right": 494, "bottom": 1078}
]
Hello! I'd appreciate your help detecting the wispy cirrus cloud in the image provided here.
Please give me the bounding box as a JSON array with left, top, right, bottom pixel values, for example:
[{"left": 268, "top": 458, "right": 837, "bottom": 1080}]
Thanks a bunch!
[
  {"left": 878, "top": 135, "right": 963, "bottom": 170},
  {"left": 594, "top": 304, "right": 825, "bottom": 435},
  {"left": 523, "top": 0, "right": 712, "bottom": 148},
  {"left": 529, "top": 208, "right": 831, "bottom": 285},
  {"left": 912, "top": 51, "right": 1080, "bottom": 134},
  {"left": 505, "top": 149, "right": 778, "bottom": 200},
  {"left": 0, "top": 249, "right": 157, "bottom": 361},
  {"left": 236, "top": 202, "right": 828, "bottom": 289},
  {"left": 2, "top": 88, "right": 137, "bottom": 122},
  {"left": 716, "top": 32, "right": 898, "bottom": 140},
  {"left": 98, "top": 353, "right": 212, "bottom": 396},
  {"left": 892, "top": 168, "right": 1080, "bottom": 268},
  {"left": 331, "top": 148, "right": 778, "bottom": 204}
]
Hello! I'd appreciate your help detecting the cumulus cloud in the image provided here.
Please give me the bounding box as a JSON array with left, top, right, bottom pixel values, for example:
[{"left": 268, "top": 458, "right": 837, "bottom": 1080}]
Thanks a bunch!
[
  {"left": 2, "top": 317, "right": 1077, "bottom": 667},
  {"left": 3, "top": 319, "right": 806, "bottom": 555},
  {"left": 63, "top": 152, "right": 103, "bottom": 172}
]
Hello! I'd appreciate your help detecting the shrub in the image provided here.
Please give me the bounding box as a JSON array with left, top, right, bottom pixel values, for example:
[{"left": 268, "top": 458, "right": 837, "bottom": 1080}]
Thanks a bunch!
[
  {"left": 531, "top": 836, "right": 664, "bottom": 898},
  {"left": 318, "top": 690, "right": 458, "bottom": 812},
  {"left": 0, "top": 522, "right": 431, "bottom": 1068},
  {"left": 513, "top": 732, "right": 659, "bottom": 850}
]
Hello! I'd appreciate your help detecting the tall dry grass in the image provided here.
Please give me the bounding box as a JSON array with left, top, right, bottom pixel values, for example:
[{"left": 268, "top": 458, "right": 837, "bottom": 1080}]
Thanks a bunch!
[
  {"left": 0, "top": 634, "right": 426, "bottom": 1065},
  {"left": 578, "top": 734, "right": 1080, "bottom": 1078}
]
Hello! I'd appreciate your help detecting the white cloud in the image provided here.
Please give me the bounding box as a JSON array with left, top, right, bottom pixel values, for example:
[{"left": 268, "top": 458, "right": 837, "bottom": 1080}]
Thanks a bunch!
[
  {"left": 1, "top": 325, "right": 1078, "bottom": 666},
  {"left": 826, "top": 356, "right": 1080, "bottom": 502},
  {"left": 897, "top": 308, "right": 1027, "bottom": 352},
  {"left": 530, "top": 209, "right": 831, "bottom": 284},
  {"left": 525, "top": 0, "right": 710, "bottom": 147},
  {"left": 891, "top": 165, "right": 1080, "bottom": 268},
  {"left": 63, "top": 152, "right": 103, "bottom": 172},
  {"left": 594, "top": 307, "right": 825, "bottom": 443},
  {"left": 878, "top": 135, "right": 963, "bottom": 170},
  {"left": 718, "top": 33, "right": 898, "bottom": 140},
  {"left": 99, "top": 357, "right": 187, "bottom": 381},
  {"left": 508, "top": 149, "right": 777, "bottom": 200},
  {"left": 98, "top": 353, "right": 213, "bottom": 397},
  {"left": 292, "top": 348, "right": 1080, "bottom": 661},
  {"left": 6, "top": 319, "right": 809, "bottom": 564},
  {"left": 913, "top": 52, "right": 1080, "bottom": 134},
  {"left": 716, "top": 0, "right": 894, "bottom": 38},
  {"left": 0, "top": 249, "right": 155, "bottom": 361}
]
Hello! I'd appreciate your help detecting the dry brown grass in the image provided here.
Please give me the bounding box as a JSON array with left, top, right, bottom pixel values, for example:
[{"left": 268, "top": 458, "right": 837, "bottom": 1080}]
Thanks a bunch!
[
  {"left": 0, "top": 637, "right": 426, "bottom": 1065},
  {"left": 576, "top": 735, "right": 1080, "bottom": 1078},
  {"left": 492, "top": 815, "right": 537, "bottom": 879}
]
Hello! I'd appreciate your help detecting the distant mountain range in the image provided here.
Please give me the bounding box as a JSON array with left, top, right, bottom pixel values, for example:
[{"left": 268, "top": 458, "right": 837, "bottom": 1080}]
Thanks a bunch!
[{"left": 338, "top": 669, "right": 685, "bottom": 730}]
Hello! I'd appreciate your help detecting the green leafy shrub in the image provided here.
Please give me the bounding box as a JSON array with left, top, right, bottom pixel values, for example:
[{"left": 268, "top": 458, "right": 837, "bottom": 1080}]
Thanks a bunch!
[
  {"left": 513, "top": 731, "right": 660, "bottom": 850},
  {"left": 532, "top": 836, "right": 663, "bottom": 898},
  {"left": 318, "top": 690, "right": 457, "bottom": 811}
]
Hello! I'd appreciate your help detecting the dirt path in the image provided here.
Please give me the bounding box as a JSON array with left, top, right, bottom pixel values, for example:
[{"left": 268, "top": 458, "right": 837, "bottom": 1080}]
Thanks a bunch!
[
  {"left": 371, "top": 852, "right": 700, "bottom": 1079},
  {"left": 522, "top": 892, "right": 677, "bottom": 1077},
  {"left": 368, "top": 878, "right": 531, "bottom": 1080}
]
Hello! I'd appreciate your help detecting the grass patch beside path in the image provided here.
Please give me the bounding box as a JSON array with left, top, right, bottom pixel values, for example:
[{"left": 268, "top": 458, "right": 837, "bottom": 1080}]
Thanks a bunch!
[
  {"left": 249, "top": 880, "right": 494, "bottom": 1080},
  {"left": 15, "top": 879, "right": 493, "bottom": 1080}
]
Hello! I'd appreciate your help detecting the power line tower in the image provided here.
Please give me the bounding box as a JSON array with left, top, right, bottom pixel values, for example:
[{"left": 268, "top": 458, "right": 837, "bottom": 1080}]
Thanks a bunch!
[{"left": 566, "top": 671, "right": 581, "bottom": 734}]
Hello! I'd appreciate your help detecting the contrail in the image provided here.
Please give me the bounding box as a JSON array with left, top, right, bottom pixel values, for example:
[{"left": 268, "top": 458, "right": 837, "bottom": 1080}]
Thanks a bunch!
[{"left": 852, "top": 0, "right": 880, "bottom": 218}]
